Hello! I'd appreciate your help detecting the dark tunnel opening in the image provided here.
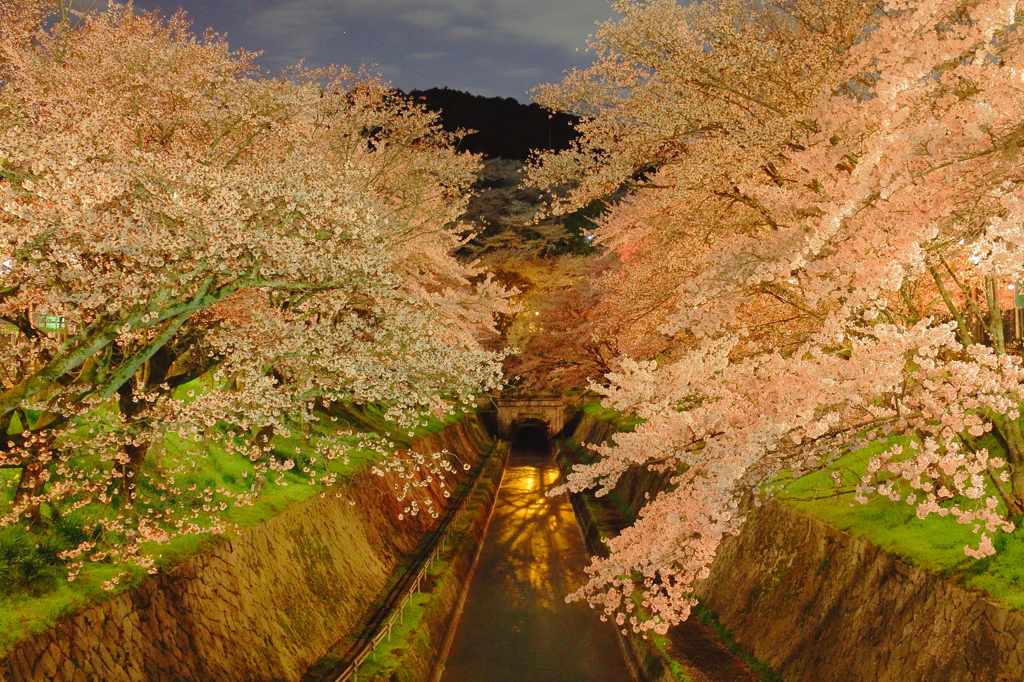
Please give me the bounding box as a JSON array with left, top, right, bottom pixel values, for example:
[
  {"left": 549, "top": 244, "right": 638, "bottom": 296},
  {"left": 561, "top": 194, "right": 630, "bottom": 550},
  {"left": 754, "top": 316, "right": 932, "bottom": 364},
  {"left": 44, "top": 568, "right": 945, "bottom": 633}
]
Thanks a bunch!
[{"left": 511, "top": 421, "right": 550, "bottom": 454}]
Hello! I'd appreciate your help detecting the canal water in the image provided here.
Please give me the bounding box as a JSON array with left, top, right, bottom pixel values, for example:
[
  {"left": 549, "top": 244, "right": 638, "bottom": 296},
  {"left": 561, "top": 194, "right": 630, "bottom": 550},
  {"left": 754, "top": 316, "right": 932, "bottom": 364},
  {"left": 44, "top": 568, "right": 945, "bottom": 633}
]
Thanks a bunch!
[{"left": 439, "top": 428, "right": 633, "bottom": 682}]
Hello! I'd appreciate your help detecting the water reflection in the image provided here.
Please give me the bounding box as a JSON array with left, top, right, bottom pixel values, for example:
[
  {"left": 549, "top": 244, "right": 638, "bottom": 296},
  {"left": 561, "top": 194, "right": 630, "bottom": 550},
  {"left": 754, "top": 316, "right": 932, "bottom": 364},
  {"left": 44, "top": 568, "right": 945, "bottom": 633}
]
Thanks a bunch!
[{"left": 439, "top": 441, "right": 632, "bottom": 682}]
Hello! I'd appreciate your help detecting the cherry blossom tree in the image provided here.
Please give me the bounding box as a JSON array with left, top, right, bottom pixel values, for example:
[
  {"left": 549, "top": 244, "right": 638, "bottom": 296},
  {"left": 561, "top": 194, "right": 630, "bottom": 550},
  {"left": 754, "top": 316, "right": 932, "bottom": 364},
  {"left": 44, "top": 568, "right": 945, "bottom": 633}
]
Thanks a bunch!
[
  {"left": 0, "top": 1, "right": 507, "bottom": 578},
  {"left": 534, "top": 0, "right": 1024, "bottom": 634}
]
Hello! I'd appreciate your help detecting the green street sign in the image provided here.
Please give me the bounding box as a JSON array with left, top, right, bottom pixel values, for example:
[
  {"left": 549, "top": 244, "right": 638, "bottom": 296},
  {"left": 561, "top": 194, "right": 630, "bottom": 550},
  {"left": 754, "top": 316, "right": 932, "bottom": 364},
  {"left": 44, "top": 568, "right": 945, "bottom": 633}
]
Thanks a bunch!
[{"left": 40, "top": 315, "right": 66, "bottom": 331}]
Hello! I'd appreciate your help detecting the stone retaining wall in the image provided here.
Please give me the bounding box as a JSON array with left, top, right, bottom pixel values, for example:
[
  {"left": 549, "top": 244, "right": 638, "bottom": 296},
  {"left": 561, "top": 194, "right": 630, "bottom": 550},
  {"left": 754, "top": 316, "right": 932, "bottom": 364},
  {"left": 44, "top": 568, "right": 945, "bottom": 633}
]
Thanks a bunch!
[
  {"left": 698, "top": 500, "right": 1024, "bottom": 682},
  {"left": 568, "top": 409, "right": 1024, "bottom": 682},
  {"left": 0, "top": 418, "right": 491, "bottom": 682}
]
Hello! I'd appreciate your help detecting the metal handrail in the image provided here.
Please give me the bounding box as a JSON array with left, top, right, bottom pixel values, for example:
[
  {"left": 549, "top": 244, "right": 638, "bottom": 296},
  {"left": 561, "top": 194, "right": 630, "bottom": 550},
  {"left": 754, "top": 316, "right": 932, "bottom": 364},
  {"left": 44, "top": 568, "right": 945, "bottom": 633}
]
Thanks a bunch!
[{"left": 328, "top": 444, "right": 501, "bottom": 682}]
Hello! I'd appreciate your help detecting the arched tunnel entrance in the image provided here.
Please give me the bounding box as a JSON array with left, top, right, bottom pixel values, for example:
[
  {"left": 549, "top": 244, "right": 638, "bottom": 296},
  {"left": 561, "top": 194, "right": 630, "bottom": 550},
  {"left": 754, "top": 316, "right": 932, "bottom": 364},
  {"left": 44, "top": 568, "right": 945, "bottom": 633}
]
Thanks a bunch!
[
  {"left": 510, "top": 419, "right": 550, "bottom": 454},
  {"left": 496, "top": 398, "right": 569, "bottom": 441}
]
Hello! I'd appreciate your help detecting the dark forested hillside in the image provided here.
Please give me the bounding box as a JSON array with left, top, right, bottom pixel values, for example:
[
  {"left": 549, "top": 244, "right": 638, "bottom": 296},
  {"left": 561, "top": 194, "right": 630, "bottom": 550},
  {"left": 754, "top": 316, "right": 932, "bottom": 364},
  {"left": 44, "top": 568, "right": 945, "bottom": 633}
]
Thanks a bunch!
[{"left": 408, "top": 87, "right": 579, "bottom": 160}]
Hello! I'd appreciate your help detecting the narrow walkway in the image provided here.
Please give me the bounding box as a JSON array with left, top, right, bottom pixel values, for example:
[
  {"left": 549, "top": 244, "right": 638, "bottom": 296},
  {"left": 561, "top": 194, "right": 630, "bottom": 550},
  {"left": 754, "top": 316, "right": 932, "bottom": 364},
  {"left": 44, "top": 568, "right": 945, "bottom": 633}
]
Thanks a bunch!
[{"left": 439, "top": 439, "right": 632, "bottom": 682}]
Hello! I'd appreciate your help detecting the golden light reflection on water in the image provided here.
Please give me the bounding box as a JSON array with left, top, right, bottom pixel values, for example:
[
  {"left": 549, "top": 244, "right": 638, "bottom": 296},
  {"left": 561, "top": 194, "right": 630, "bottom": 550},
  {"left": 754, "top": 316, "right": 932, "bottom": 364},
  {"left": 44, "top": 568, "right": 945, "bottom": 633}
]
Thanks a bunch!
[
  {"left": 440, "top": 447, "right": 632, "bottom": 682},
  {"left": 493, "top": 462, "right": 576, "bottom": 610}
]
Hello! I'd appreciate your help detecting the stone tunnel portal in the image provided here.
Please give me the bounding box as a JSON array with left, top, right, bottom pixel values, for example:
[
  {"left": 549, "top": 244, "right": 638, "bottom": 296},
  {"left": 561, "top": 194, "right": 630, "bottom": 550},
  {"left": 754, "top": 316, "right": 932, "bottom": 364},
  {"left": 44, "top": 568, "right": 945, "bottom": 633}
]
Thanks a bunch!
[{"left": 496, "top": 398, "right": 570, "bottom": 441}]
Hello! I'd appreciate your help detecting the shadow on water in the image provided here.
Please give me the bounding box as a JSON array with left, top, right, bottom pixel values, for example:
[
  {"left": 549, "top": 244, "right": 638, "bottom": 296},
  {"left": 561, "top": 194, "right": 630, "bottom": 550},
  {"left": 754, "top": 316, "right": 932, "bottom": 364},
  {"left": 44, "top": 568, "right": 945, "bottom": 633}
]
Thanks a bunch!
[{"left": 439, "top": 427, "right": 632, "bottom": 682}]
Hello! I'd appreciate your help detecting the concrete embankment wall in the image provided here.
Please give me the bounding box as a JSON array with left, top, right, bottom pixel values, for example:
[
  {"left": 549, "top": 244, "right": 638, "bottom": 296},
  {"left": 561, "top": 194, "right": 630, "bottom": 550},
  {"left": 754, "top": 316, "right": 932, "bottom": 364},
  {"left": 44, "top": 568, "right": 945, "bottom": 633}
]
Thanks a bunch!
[
  {"left": 567, "top": 411, "right": 1024, "bottom": 682},
  {"left": 303, "top": 440, "right": 509, "bottom": 682},
  {"left": 377, "top": 441, "right": 508, "bottom": 682},
  {"left": 0, "top": 418, "right": 491, "bottom": 682}
]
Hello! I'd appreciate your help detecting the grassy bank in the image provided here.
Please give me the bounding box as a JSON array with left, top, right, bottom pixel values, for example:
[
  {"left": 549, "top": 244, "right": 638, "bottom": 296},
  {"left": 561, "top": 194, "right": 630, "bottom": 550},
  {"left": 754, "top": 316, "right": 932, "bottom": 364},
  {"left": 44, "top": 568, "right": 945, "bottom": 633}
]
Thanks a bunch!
[
  {"left": 0, "top": 395, "right": 467, "bottom": 657},
  {"left": 777, "top": 438, "right": 1024, "bottom": 610},
  {"left": 579, "top": 401, "right": 644, "bottom": 432}
]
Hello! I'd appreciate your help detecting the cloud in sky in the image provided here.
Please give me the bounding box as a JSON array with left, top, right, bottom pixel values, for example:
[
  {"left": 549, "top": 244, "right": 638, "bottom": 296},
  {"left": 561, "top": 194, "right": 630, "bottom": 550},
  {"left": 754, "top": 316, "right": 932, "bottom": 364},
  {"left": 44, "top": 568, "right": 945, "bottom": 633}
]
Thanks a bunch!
[
  {"left": 130, "top": 0, "right": 619, "bottom": 100},
  {"left": 338, "top": 0, "right": 615, "bottom": 47}
]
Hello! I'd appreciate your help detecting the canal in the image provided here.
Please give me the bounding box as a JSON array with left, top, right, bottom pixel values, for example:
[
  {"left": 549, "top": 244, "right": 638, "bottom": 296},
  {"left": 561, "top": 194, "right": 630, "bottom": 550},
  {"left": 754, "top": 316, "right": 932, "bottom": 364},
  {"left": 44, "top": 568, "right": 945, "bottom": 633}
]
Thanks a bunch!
[{"left": 439, "top": 426, "right": 633, "bottom": 682}]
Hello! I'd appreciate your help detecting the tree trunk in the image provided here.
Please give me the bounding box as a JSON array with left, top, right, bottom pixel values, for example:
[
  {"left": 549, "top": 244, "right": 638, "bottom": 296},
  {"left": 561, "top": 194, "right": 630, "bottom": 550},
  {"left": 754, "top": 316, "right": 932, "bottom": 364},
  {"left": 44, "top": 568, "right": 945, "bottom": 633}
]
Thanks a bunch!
[
  {"left": 1002, "top": 420, "right": 1024, "bottom": 515},
  {"left": 254, "top": 424, "right": 276, "bottom": 457},
  {"left": 119, "top": 440, "right": 150, "bottom": 505},
  {"left": 986, "top": 276, "right": 1007, "bottom": 354},
  {"left": 14, "top": 462, "right": 45, "bottom": 524},
  {"left": 987, "top": 413, "right": 1024, "bottom": 516}
]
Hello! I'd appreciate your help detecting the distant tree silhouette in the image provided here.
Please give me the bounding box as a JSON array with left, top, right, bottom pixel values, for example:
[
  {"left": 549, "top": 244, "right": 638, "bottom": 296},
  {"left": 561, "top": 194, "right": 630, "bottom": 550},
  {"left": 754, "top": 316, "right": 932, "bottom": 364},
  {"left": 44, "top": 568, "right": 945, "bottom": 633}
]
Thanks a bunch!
[{"left": 407, "top": 87, "right": 578, "bottom": 160}]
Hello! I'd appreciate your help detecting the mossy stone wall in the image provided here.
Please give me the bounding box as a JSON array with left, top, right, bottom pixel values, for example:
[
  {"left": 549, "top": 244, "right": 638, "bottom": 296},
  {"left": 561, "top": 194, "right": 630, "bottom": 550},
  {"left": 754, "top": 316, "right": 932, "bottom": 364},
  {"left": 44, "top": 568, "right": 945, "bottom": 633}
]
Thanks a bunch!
[
  {"left": 698, "top": 500, "right": 1024, "bottom": 682},
  {"left": 0, "top": 418, "right": 490, "bottom": 682}
]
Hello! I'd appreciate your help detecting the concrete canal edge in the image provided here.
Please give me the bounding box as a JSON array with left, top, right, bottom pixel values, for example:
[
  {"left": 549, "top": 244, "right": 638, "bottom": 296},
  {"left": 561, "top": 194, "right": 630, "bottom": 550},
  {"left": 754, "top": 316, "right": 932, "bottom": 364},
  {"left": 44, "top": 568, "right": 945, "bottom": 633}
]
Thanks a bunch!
[
  {"left": 555, "top": 439, "right": 713, "bottom": 682},
  {"left": 558, "top": 411, "right": 763, "bottom": 682},
  {"left": 305, "top": 439, "right": 510, "bottom": 682},
  {"left": 557, "top": 463, "right": 675, "bottom": 682},
  {"left": 426, "top": 442, "right": 509, "bottom": 682}
]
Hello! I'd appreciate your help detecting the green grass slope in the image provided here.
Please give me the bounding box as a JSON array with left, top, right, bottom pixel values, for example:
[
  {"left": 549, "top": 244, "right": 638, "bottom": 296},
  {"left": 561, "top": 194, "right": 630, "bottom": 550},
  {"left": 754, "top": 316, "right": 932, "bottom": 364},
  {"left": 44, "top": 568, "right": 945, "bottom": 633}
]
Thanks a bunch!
[{"left": 0, "top": 393, "right": 467, "bottom": 657}]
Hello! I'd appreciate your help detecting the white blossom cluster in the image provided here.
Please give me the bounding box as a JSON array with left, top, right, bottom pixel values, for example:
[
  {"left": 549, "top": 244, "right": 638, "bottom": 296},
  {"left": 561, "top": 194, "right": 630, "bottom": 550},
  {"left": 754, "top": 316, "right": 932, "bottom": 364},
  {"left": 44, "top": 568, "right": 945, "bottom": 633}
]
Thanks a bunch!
[{"left": 0, "top": 2, "right": 509, "bottom": 585}]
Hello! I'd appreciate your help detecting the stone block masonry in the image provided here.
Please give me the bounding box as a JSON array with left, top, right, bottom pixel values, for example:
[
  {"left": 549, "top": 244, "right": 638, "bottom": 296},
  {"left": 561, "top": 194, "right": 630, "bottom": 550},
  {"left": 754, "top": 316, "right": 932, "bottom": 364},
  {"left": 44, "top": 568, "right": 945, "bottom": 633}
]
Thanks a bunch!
[
  {"left": 0, "top": 418, "right": 491, "bottom": 682},
  {"left": 495, "top": 398, "right": 570, "bottom": 439},
  {"left": 567, "top": 408, "right": 1024, "bottom": 682},
  {"left": 698, "top": 499, "right": 1024, "bottom": 682}
]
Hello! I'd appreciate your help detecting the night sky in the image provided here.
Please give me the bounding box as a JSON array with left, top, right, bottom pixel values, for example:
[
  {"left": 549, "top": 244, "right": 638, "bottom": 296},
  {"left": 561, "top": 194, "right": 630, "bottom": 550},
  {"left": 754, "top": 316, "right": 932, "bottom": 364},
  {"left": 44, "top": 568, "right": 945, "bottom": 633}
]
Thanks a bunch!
[{"left": 123, "top": 0, "right": 620, "bottom": 101}]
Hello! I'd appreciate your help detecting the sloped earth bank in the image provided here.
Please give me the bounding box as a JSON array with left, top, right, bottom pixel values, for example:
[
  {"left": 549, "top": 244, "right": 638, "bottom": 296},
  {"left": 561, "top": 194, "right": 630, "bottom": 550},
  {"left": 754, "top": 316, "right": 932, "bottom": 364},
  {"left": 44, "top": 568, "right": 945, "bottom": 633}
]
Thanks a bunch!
[
  {"left": 559, "top": 414, "right": 760, "bottom": 682},
  {"left": 569, "top": 410, "right": 1024, "bottom": 682},
  {"left": 0, "top": 417, "right": 491, "bottom": 682}
]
